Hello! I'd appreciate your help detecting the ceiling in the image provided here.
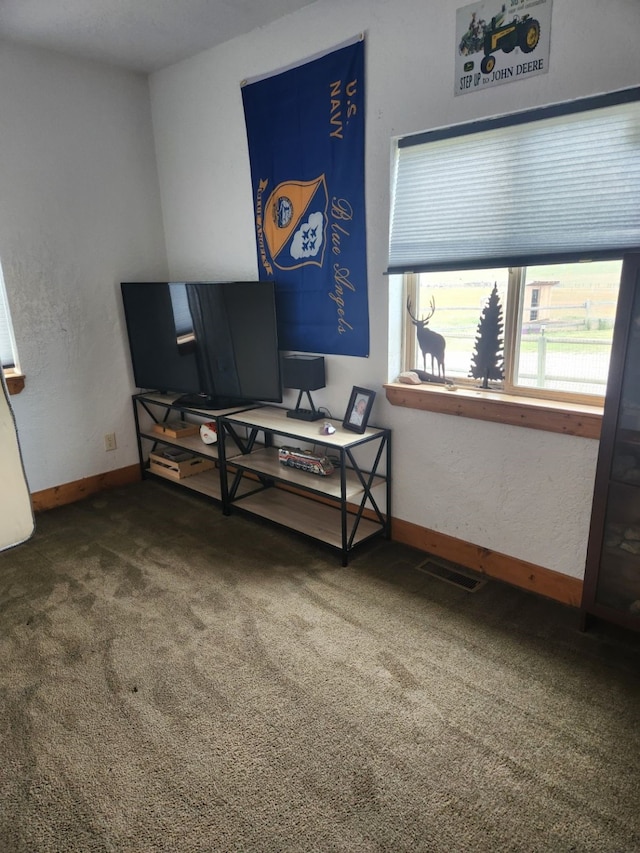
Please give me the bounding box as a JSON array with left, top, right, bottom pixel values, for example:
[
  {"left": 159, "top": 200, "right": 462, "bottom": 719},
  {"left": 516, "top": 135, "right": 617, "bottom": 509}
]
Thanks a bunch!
[{"left": 0, "top": 0, "right": 319, "bottom": 74}]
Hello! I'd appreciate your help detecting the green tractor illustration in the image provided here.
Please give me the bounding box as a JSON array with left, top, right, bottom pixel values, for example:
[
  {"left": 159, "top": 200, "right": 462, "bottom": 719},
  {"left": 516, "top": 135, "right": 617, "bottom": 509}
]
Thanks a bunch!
[{"left": 480, "top": 12, "right": 540, "bottom": 74}]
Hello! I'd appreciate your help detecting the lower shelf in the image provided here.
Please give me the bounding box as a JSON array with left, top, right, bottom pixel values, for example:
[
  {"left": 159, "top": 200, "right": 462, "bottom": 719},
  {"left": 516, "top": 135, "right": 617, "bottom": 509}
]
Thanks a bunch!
[
  {"left": 146, "top": 465, "right": 224, "bottom": 500},
  {"left": 230, "top": 486, "right": 386, "bottom": 551},
  {"left": 146, "top": 463, "right": 260, "bottom": 503}
]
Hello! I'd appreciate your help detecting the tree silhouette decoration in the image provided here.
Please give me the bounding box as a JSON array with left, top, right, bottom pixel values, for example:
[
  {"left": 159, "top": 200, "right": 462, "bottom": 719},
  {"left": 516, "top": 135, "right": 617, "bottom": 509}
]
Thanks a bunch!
[{"left": 469, "top": 283, "right": 505, "bottom": 388}]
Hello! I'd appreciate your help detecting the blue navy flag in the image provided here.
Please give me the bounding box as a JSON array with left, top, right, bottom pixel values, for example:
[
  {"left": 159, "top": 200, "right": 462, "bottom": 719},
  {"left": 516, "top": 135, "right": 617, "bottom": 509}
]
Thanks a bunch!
[{"left": 242, "top": 38, "right": 369, "bottom": 357}]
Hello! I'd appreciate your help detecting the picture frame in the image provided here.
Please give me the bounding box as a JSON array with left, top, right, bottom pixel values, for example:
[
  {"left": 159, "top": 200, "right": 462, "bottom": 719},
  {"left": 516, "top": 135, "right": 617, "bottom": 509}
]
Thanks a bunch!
[{"left": 342, "top": 386, "right": 376, "bottom": 433}]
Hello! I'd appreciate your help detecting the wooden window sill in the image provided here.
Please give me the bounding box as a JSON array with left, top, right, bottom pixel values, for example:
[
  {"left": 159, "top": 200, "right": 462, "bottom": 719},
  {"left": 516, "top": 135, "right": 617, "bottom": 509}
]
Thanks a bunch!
[
  {"left": 384, "top": 382, "right": 602, "bottom": 439},
  {"left": 4, "top": 371, "right": 25, "bottom": 395}
]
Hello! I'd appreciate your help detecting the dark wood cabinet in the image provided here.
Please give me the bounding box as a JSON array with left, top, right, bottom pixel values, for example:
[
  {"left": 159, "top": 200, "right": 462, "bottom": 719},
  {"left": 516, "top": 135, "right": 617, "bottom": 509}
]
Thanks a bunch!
[{"left": 582, "top": 254, "right": 640, "bottom": 631}]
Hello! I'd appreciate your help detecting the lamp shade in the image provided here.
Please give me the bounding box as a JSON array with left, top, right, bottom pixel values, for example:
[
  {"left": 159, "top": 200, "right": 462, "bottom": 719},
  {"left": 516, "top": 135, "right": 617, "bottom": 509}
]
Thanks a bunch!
[{"left": 281, "top": 355, "right": 325, "bottom": 391}]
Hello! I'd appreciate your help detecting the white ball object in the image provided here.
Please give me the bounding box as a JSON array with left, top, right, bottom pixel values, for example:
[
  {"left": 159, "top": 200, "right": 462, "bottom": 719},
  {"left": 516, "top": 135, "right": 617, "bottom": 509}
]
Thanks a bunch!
[{"left": 200, "top": 422, "right": 218, "bottom": 444}]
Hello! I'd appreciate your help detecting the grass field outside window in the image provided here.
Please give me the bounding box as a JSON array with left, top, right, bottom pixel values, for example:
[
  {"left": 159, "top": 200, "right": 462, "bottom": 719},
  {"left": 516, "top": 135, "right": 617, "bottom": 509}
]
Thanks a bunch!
[{"left": 405, "top": 259, "right": 623, "bottom": 404}]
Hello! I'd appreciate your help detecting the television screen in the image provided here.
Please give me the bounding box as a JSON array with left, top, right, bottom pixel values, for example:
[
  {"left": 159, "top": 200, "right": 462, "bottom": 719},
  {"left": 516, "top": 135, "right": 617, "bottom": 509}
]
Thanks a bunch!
[{"left": 121, "top": 281, "right": 282, "bottom": 409}]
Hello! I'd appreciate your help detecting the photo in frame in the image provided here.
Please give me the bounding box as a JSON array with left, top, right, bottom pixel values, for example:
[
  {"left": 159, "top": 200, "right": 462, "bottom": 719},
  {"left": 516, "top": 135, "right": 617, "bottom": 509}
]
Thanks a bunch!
[{"left": 343, "top": 386, "right": 376, "bottom": 433}]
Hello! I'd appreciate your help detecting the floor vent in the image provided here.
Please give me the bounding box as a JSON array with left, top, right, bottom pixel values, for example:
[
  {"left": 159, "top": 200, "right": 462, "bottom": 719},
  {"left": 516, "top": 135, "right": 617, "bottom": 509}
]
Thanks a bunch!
[{"left": 416, "top": 557, "right": 487, "bottom": 592}]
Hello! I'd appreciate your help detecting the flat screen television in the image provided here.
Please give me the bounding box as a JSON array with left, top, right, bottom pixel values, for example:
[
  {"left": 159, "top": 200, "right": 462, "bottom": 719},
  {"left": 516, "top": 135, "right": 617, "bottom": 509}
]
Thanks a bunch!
[{"left": 121, "top": 280, "right": 282, "bottom": 410}]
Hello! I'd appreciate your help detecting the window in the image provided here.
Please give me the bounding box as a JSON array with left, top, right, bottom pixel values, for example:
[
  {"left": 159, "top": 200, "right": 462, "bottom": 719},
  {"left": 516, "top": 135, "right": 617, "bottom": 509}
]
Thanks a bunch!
[
  {"left": 389, "top": 87, "right": 640, "bottom": 409},
  {"left": 0, "top": 284, "right": 17, "bottom": 369},
  {"left": 404, "top": 259, "right": 623, "bottom": 403},
  {"left": 0, "top": 262, "right": 22, "bottom": 394}
]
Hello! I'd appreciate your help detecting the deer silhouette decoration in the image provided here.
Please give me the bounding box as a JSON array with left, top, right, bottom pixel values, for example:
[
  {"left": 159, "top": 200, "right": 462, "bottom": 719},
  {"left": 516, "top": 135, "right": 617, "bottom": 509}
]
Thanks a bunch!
[{"left": 407, "top": 296, "right": 446, "bottom": 378}]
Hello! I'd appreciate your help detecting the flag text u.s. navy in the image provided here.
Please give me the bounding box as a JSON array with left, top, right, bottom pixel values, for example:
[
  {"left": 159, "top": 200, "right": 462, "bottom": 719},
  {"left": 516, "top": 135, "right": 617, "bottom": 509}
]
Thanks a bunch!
[{"left": 329, "top": 78, "right": 358, "bottom": 140}]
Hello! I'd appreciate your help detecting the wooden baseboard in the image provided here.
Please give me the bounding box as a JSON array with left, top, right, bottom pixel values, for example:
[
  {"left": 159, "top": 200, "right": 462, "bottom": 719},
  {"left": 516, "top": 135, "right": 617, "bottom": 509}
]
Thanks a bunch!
[
  {"left": 30, "top": 466, "right": 581, "bottom": 606},
  {"left": 31, "top": 465, "right": 141, "bottom": 512},
  {"left": 392, "top": 517, "right": 583, "bottom": 607}
]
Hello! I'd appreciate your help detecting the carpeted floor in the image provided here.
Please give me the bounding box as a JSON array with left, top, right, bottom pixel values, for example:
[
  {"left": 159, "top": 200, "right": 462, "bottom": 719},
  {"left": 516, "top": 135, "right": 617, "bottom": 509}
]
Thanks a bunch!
[{"left": 0, "top": 480, "right": 639, "bottom": 852}]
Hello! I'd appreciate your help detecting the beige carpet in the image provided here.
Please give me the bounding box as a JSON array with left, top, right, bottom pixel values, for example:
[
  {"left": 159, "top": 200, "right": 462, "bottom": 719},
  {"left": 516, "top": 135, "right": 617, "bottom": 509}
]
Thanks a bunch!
[{"left": 0, "top": 480, "right": 638, "bottom": 852}]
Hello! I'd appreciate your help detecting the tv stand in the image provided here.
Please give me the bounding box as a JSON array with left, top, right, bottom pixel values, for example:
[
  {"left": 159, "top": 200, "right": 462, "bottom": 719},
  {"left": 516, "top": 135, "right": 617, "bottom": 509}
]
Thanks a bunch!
[
  {"left": 219, "top": 406, "right": 391, "bottom": 565},
  {"left": 132, "top": 392, "right": 254, "bottom": 503},
  {"left": 131, "top": 393, "right": 391, "bottom": 565},
  {"left": 174, "top": 392, "right": 240, "bottom": 411}
]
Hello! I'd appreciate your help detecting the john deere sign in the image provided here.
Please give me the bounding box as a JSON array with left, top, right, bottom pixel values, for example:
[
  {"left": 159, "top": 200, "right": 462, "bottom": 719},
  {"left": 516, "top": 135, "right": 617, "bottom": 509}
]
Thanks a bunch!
[{"left": 455, "top": 0, "right": 552, "bottom": 96}]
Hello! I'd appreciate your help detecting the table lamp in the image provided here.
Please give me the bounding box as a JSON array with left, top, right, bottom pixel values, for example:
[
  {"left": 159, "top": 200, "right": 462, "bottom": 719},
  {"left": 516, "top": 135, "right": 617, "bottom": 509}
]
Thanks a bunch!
[{"left": 281, "top": 355, "right": 326, "bottom": 421}]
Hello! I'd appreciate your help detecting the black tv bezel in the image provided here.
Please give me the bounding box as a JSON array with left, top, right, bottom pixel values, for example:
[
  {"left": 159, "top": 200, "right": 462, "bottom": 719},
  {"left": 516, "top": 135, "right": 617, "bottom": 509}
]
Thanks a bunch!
[{"left": 121, "top": 280, "right": 283, "bottom": 411}]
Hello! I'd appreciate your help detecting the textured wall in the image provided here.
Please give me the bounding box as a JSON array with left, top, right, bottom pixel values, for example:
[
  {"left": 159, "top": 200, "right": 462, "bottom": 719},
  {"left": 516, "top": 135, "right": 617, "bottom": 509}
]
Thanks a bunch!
[
  {"left": 0, "top": 42, "right": 168, "bottom": 492},
  {"left": 149, "top": 0, "right": 640, "bottom": 578}
]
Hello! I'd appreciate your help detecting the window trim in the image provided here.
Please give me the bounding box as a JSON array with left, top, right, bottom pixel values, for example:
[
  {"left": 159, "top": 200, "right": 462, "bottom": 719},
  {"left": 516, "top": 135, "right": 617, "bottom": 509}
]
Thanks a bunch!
[
  {"left": 395, "top": 259, "right": 621, "bottom": 436},
  {"left": 503, "top": 264, "right": 613, "bottom": 407},
  {"left": 402, "top": 258, "right": 622, "bottom": 409},
  {"left": 4, "top": 369, "right": 25, "bottom": 395},
  {"left": 384, "top": 380, "right": 602, "bottom": 439},
  {"left": 0, "top": 263, "right": 21, "bottom": 389}
]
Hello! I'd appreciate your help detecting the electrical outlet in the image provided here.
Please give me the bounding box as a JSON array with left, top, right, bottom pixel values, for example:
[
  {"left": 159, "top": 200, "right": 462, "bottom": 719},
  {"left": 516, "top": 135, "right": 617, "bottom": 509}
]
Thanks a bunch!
[{"left": 104, "top": 432, "right": 117, "bottom": 451}]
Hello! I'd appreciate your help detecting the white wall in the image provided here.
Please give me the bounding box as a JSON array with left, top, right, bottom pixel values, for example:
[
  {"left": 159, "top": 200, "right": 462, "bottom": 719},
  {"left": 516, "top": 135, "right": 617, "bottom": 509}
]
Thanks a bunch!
[
  {"left": 149, "top": 0, "right": 640, "bottom": 580},
  {"left": 0, "top": 42, "right": 168, "bottom": 493},
  {"left": 6, "top": 1, "right": 633, "bottom": 578}
]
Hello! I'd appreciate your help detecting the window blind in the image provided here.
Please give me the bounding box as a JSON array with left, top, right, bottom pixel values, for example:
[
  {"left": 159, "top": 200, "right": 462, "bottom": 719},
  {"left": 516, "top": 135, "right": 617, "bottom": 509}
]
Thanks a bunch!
[{"left": 388, "top": 88, "right": 640, "bottom": 274}]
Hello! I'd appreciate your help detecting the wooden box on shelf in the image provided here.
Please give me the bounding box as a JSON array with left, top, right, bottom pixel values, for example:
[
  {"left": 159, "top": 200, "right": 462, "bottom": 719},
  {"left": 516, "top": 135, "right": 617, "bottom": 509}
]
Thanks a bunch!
[
  {"left": 152, "top": 420, "right": 200, "bottom": 439},
  {"left": 149, "top": 449, "right": 214, "bottom": 481}
]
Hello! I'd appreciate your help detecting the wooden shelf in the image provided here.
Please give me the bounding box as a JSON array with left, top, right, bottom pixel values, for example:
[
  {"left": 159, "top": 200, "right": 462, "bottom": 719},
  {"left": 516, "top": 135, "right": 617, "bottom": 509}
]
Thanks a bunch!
[
  {"left": 229, "top": 446, "right": 385, "bottom": 502},
  {"left": 224, "top": 405, "right": 383, "bottom": 447},
  {"left": 231, "top": 488, "right": 384, "bottom": 549},
  {"left": 139, "top": 429, "right": 223, "bottom": 461},
  {"left": 384, "top": 381, "right": 602, "bottom": 438},
  {"left": 146, "top": 463, "right": 255, "bottom": 502},
  {"left": 135, "top": 391, "right": 256, "bottom": 418},
  {"left": 146, "top": 464, "right": 223, "bottom": 499}
]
